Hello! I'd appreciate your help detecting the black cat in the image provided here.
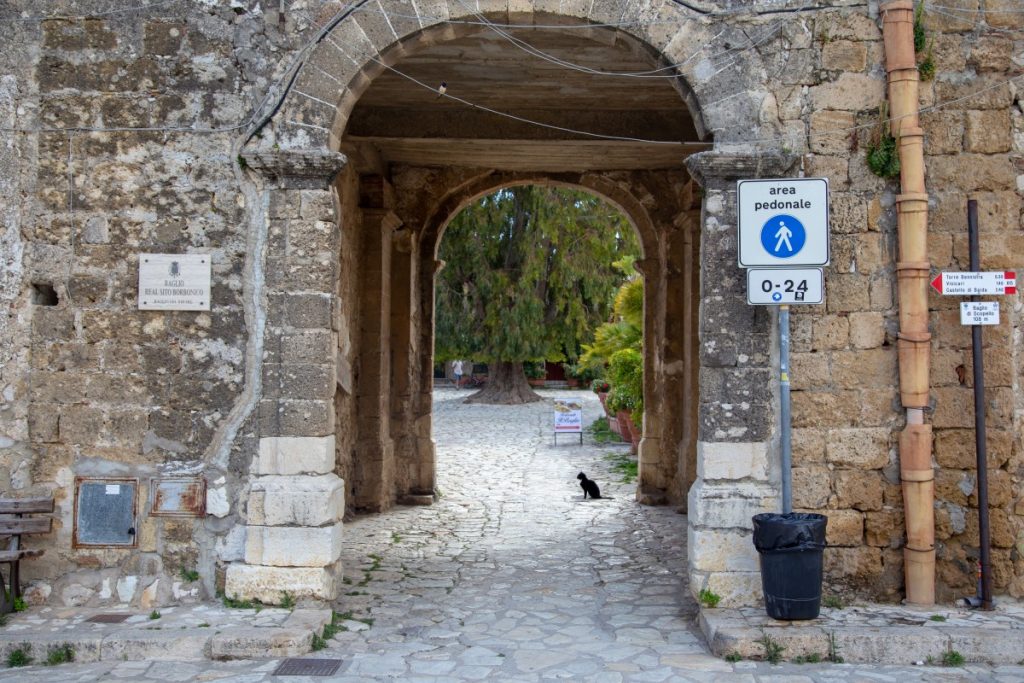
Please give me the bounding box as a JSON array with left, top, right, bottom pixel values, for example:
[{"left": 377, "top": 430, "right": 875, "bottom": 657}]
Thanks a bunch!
[{"left": 577, "top": 472, "right": 602, "bottom": 499}]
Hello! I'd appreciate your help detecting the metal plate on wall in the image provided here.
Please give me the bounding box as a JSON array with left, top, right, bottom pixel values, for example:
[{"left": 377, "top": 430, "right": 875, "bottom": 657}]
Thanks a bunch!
[
  {"left": 149, "top": 478, "right": 206, "bottom": 517},
  {"left": 73, "top": 478, "right": 137, "bottom": 548}
]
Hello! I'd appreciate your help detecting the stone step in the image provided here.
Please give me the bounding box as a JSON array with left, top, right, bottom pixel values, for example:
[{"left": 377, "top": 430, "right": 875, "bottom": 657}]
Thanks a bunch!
[
  {"left": 701, "top": 605, "right": 1024, "bottom": 665},
  {"left": 0, "top": 606, "right": 332, "bottom": 663}
]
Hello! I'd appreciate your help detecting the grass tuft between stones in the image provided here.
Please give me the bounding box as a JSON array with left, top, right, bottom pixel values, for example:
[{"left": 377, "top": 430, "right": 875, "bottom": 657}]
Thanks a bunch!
[
  {"left": 45, "top": 643, "right": 75, "bottom": 666},
  {"left": 698, "top": 589, "right": 721, "bottom": 609},
  {"left": 757, "top": 631, "right": 784, "bottom": 665},
  {"left": 6, "top": 644, "right": 32, "bottom": 667}
]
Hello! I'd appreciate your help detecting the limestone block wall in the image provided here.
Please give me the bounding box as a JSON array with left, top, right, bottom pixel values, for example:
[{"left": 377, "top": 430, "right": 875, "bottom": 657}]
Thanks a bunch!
[
  {"left": 0, "top": 0, "right": 1020, "bottom": 610},
  {"left": 786, "top": 7, "right": 1024, "bottom": 602},
  {"left": 0, "top": 2, "right": 329, "bottom": 607}
]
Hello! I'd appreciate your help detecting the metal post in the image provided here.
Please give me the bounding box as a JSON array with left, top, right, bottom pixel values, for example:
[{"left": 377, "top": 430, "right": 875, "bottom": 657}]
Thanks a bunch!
[
  {"left": 968, "top": 199, "right": 993, "bottom": 609},
  {"left": 780, "top": 305, "right": 792, "bottom": 514}
]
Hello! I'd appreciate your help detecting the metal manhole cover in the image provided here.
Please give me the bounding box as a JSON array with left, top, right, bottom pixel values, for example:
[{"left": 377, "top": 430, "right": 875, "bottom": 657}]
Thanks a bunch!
[
  {"left": 85, "top": 614, "right": 131, "bottom": 624},
  {"left": 272, "top": 658, "right": 342, "bottom": 676}
]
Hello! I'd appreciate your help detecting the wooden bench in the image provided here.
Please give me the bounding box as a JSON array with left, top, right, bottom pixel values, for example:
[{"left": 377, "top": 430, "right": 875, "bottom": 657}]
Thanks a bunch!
[{"left": 0, "top": 497, "right": 53, "bottom": 614}]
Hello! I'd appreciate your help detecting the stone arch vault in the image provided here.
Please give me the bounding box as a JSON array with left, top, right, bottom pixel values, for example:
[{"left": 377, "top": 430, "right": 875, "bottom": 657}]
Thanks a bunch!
[{"left": 228, "top": 0, "right": 796, "bottom": 606}]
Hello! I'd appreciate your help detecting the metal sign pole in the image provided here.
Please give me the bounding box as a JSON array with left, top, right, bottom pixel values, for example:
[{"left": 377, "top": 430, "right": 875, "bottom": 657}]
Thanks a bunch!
[
  {"left": 968, "top": 199, "right": 993, "bottom": 609},
  {"left": 780, "top": 304, "right": 792, "bottom": 514}
]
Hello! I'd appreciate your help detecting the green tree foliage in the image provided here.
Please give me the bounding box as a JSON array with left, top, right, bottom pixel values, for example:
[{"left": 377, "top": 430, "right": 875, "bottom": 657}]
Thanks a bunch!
[
  {"left": 579, "top": 266, "right": 643, "bottom": 370},
  {"left": 435, "top": 185, "right": 638, "bottom": 400},
  {"left": 605, "top": 348, "right": 643, "bottom": 418}
]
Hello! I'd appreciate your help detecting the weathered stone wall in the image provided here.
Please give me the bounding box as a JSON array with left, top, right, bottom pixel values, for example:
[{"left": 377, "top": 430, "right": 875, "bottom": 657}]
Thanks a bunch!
[
  {"left": 0, "top": 1, "right": 330, "bottom": 606},
  {"left": 787, "top": 7, "right": 1024, "bottom": 603},
  {"left": 0, "top": 0, "right": 1020, "bottom": 610}
]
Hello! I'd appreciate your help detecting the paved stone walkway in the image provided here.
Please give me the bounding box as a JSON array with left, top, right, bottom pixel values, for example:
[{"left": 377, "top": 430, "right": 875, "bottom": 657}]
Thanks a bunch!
[{"left": 3, "top": 389, "right": 1024, "bottom": 680}]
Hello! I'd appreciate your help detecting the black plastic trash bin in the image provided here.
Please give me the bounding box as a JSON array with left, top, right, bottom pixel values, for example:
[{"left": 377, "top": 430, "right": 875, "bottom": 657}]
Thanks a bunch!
[{"left": 752, "top": 512, "right": 828, "bottom": 620}]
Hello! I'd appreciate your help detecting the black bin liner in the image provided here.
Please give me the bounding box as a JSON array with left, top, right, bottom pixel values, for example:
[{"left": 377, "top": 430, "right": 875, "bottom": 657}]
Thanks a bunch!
[{"left": 752, "top": 512, "right": 828, "bottom": 621}]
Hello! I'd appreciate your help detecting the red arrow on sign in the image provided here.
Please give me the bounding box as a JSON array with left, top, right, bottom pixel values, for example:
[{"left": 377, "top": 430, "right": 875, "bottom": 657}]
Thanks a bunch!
[{"left": 930, "top": 273, "right": 942, "bottom": 294}]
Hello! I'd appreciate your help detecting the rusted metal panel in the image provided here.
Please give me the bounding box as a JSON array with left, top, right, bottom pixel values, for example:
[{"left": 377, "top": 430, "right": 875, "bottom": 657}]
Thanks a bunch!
[
  {"left": 0, "top": 498, "right": 54, "bottom": 514},
  {"left": 85, "top": 613, "right": 131, "bottom": 624},
  {"left": 72, "top": 478, "right": 138, "bottom": 549},
  {"left": 149, "top": 478, "right": 206, "bottom": 518}
]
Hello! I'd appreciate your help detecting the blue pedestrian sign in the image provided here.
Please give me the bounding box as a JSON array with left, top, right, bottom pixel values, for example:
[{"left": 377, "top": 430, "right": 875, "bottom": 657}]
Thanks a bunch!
[
  {"left": 760, "top": 214, "right": 806, "bottom": 259},
  {"left": 737, "top": 178, "right": 829, "bottom": 267}
]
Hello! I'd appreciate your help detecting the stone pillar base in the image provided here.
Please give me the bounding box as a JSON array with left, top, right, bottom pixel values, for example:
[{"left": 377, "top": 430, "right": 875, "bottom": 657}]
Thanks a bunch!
[
  {"left": 688, "top": 459, "right": 778, "bottom": 608},
  {"left": 224, "top": 562, "right": 340, "bottom": 603}
]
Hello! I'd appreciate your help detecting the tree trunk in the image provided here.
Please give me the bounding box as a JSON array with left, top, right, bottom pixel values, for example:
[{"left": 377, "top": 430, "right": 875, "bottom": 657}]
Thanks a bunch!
[{"left": 464, "top": 361, "right": 543, "bottom": 405}]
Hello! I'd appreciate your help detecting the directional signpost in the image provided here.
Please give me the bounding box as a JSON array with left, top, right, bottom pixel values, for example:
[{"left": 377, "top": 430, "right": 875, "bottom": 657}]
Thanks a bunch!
[
  {"left": 738, "top": 177, "right": 830, "bottom": 515},
  {"left": 960, "top": 302, "right": 1000, "bottom": 326},
  {"left": 930, "top": 271, "right": 1016, "bottom": 297},
  {"left": 931, "top": 270, "right": 1015, "bottom": 330}
]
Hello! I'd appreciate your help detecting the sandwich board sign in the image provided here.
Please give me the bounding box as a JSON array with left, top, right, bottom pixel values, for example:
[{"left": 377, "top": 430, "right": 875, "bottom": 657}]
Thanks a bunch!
[
  {"left": 553, "top": 399, "right": 583, "bottom": 444},
  {"left": 737, "top": 178, "right": 830, "bottom": 267}
]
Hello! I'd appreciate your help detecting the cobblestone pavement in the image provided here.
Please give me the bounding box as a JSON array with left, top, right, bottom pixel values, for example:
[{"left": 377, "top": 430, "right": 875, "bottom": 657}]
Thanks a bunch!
[{"left": 4, "top": 389, "right": 1024, "bottom": 681}]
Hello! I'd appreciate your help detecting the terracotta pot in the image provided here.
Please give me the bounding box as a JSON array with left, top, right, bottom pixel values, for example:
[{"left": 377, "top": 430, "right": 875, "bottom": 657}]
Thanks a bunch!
[
  {"left": 628, "top": 418, "right": 641, "bottom": 454},
  {"left": 616, "top": 410, "right": 633, "bottom": 443},
  {"left": 597, "top": 392, "right": 610, "bottom": 416},
  {"left": 608, "top": 416, "right": 619, "bottom": 436},
  {"left": 566, "top": 378, "right": 579, "bottom": 388},
  {"left": 528, "top": 378, "right": 545, "bottom": 387}
]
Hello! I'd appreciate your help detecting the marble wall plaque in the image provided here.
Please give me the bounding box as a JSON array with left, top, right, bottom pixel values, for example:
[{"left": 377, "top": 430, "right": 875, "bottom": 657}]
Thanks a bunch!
[{"left": 138, "top": 253, "right": 211, "bottom": 311}]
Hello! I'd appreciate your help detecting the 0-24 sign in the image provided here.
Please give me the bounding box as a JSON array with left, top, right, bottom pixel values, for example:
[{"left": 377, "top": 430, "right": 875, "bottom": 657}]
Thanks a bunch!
[{"left": 746, "top": 268, "right": 824, "bottom": 305}]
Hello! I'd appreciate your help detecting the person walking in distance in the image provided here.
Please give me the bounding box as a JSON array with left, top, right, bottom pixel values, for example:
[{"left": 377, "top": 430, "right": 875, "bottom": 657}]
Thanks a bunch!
[{"left": 452, "top": 360, "right": 464, "bottom": 388}]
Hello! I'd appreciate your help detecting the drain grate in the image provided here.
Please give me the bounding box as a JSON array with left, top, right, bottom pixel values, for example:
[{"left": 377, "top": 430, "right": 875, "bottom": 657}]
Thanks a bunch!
[
  {"left": 272, "top": 658, "right": 342, "bottom": 676},
  {"left": 85, "top": 614, "right": 131, "bottom": 624}
]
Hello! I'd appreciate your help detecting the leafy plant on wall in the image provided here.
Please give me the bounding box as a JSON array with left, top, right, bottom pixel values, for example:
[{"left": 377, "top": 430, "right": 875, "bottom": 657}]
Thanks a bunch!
[
  {"left": 914, "top": 1, "right": 935, "bottom": 81},
  {"left": 866, "top": 103, "right": 901, "bottom": 179}
]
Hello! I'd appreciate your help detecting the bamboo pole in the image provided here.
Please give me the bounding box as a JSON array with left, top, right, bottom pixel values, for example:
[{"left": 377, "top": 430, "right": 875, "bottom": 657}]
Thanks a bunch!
[{"left": 882, "top": 0, "right": 935, "bottom": 606}]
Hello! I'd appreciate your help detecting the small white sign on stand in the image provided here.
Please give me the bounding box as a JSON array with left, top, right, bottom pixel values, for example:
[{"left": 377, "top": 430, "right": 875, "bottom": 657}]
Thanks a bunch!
[
  {"left": 553, "top": 399, "right": 583, "bottom": 445},
  {"left": 139, "top": 254, "right": 211, "bottom": 311},
  {"left": 960, "top": 301, "right": 1000, "bottom": 326}
]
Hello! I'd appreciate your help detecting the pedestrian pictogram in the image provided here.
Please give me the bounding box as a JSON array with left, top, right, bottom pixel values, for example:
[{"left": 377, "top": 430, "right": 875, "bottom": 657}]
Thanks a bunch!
[{"left": 760, "top": 215, "right": 806, "bottom": 259}]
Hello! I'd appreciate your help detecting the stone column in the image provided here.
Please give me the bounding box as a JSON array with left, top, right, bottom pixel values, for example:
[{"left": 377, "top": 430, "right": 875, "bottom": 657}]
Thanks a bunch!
[
  {"left": 352, "top": 208, "right": 400, "bottom": 511},
  {"left": 225, "top": 149, "right": 347, "bottom": 603},
  {"left": 635, "top": 255, "right": 668, "bottom": 505},
  {"left": 663, "top": 206, "right": 701, "bottom": 508},
  {"left": 684, "top": 150, "right": 795, "bottom": 606}
]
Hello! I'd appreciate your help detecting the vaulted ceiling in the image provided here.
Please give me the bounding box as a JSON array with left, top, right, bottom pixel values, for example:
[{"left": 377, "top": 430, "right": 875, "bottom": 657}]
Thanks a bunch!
[{"left": 341, "top": 22, "right": 711, "bottom": 173}]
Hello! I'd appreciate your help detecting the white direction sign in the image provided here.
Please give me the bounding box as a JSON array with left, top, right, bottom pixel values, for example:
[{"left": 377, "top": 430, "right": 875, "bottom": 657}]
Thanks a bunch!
[
  {"left": 931, "top": 271, "right": 1016, "bottom": 296},
  {"left": 747, "top": 268, "right": 824, "bottom": 305},
  {"left": 961, "top": 301, "right": 1000, "bottom": 326},
  {"left": 737, "top": 178, "right": 830, "bottom": 267}
]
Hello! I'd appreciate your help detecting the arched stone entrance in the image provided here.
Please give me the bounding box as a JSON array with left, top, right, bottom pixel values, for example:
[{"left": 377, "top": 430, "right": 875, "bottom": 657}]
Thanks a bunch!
[{"left": 227, "top": 1, "right": 791, "bottom": 607}]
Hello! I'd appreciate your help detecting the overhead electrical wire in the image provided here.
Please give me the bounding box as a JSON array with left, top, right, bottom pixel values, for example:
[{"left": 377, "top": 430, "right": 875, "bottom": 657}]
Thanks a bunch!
[{"left": 0, "top": 0, "right": 1019, "bottom": 154}]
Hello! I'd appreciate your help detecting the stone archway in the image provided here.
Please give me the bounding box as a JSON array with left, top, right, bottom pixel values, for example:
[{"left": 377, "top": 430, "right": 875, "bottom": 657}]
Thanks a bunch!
[
  {"left": 406, "top": 169, "right": 700, "bottom": 512},
  {"left": 228, "top": 1, "right": 792, "bottom": 607}
]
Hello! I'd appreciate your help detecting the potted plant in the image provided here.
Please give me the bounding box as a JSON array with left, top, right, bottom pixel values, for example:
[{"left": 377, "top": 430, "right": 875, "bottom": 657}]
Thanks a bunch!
[
  {"left": 525, "top": 361, "right": 546, "bottom": 387},
  {"left": 606, "top": 349, "right": 643, "bottom": 453},
  {"left": 591, "top": 379, "right": 611, "bottom": 415}
]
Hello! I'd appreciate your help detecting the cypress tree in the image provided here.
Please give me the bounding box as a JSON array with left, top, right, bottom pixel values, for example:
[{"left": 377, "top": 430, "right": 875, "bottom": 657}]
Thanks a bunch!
[{"left": 435, "top": 185, "right": 638, "bottom": 404}]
